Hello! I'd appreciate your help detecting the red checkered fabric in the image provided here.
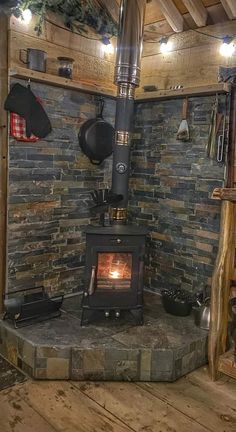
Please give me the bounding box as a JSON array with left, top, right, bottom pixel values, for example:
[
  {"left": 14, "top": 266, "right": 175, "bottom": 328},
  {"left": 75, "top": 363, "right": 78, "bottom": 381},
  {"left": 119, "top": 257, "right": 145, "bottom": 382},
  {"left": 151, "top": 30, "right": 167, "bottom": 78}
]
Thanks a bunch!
[{"left": 10, "top": 97, "right": 42, "bottom": 142}]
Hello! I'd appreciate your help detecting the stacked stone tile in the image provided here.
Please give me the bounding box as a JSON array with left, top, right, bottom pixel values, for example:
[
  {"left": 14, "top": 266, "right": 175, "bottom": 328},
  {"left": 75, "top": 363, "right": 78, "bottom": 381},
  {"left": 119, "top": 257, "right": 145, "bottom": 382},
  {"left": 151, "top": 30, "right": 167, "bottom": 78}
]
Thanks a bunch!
[
  {"left": 0, "top": 293, "right": 208, "bottom": 381},
  {"left": 8, "top": 79, "right": 115, "bottom": 294},
  {"left": 130, "top": 96, "right": 227, "bottom": 294},
  {"left": 8, "top": 84, "right": 226, "bottom": 296}
]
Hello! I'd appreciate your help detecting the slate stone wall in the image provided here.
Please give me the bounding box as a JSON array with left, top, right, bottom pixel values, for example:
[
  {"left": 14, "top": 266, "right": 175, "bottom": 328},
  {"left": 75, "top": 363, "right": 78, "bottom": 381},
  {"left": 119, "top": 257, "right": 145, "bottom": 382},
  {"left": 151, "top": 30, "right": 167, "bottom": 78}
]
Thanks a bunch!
[
  {"left": 130, "top": 96, "right": 227, "bottom": 294},
  {"left": 8, "top": 84, "right": 227, "bottom": 297},
  {"left": 8, "top": 79, "right": 116, "bottom": 295}
]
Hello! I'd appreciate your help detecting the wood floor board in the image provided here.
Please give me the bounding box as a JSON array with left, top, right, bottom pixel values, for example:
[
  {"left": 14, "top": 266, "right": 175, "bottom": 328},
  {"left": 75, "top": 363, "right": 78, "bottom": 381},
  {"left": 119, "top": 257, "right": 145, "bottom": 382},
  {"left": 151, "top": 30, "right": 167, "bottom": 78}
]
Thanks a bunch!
[
  {"left": 0, "top": 385, "right": 58, "bottom": 432},
  {"left": 1, "top": 367, "right": 236, "bottom": 432},
  {"left": 17, "top": 380, "right": 133, "bottom": 432},
  {"left": 73, "top": 380, "right": 209, "bottom": 432},
  {"left": 138, "top": 367, "right": 236, "bottom": 432}
]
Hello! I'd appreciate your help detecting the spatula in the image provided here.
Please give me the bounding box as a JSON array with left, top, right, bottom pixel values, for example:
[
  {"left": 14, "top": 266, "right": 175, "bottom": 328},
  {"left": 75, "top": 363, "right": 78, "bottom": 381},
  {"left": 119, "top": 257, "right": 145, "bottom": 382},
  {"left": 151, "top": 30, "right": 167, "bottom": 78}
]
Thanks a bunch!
[{"left": 177, "top": 97, "right": 190, "bottom": 141}]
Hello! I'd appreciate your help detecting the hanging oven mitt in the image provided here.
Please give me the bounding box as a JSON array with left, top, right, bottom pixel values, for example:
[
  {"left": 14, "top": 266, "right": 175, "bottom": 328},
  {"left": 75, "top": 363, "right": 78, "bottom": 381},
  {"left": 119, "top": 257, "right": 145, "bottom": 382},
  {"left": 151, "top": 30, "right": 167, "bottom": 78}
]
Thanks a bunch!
[
  {"left": 4, "top": 83, "right": 52, "bottom": 138},
  {"left": 10, "top": 111, "right": 40, "bottom": 142}
]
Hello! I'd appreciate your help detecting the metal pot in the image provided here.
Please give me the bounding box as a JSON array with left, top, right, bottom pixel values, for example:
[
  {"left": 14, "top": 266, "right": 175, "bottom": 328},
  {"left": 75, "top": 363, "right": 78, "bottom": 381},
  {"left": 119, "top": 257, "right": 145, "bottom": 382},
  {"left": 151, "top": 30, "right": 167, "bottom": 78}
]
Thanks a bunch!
[{"left": 194, "top": 297, "right": 210, "bottom": 330}]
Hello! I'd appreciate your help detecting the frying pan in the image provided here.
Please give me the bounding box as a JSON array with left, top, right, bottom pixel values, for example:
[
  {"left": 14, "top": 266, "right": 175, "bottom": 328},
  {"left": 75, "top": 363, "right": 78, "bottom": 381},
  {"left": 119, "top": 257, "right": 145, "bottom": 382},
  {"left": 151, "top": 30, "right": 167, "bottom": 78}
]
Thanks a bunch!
[{"left": 78, "top": 99, "right": 114, "bottom": 165}]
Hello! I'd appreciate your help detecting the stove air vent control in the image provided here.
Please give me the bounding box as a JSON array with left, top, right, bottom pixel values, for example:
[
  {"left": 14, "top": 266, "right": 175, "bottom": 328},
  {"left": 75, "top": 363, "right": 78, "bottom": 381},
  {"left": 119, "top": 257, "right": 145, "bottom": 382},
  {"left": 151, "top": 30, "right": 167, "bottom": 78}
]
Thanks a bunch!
[{"left": 116, "top": 162, "right": 127, "bottom": 174}]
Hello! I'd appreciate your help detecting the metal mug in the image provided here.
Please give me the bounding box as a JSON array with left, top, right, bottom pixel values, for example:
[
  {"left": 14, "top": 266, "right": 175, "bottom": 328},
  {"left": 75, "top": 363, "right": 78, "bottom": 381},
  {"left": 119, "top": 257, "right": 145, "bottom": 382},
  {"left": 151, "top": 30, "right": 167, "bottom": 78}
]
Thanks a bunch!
[{"left": 20, "top": 48, "right": 47, "bottom": 73}]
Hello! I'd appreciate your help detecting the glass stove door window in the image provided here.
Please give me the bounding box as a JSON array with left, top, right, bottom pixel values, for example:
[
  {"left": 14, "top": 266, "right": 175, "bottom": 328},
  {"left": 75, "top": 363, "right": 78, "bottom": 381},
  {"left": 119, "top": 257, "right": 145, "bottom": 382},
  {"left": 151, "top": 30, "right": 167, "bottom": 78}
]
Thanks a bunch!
[{"left": 96, "top": 253, "right": 132, "bottom": 290}]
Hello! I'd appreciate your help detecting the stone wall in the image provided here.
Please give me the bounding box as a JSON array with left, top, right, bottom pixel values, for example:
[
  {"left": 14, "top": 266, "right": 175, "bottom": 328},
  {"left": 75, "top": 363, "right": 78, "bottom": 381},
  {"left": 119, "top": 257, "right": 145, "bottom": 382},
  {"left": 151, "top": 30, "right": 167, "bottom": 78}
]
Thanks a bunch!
[
  {"left": 130, "top": 95, "right": 227, "bottom": 295},
  {"left": 8, "top": 84, "right": 227, "bottom": 297},
  {"left": 8, "top": 80, "right": 116, "bottom": 295}
]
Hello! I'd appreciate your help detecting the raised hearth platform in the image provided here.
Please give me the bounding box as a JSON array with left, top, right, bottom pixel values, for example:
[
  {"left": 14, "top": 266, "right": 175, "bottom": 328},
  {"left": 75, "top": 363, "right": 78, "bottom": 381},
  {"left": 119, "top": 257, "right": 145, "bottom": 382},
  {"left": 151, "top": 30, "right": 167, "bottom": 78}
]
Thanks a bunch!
[{"left": 0, "top": 292, "right": 208, "bottom": 381}]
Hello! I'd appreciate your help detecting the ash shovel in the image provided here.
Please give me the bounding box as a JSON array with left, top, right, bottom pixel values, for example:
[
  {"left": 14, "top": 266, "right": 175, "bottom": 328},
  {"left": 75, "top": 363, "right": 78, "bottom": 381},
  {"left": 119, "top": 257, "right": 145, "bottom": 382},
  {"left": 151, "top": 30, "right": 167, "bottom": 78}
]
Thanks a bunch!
[{"left": 177, "top": 97, "right": 190, "bottom": 141}]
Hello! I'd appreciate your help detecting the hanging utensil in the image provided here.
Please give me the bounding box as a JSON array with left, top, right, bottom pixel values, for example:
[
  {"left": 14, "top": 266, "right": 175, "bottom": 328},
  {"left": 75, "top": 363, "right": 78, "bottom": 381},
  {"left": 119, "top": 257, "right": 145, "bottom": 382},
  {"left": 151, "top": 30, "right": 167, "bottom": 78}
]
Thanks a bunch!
[
  {"left": 216, "top": 114, "right": 226, "bottom": 163},
  {"left": 207, "top": 95, "right": 218, "bottom": 159},
  {"left": 177, "top": 97, "right": 190, "bottom": 141},
  {"left": 223, "top": 94, "right": 230, "bottom": 185},
  {"left": 78, "top": 98, "right": 114, "bottom": 165}
]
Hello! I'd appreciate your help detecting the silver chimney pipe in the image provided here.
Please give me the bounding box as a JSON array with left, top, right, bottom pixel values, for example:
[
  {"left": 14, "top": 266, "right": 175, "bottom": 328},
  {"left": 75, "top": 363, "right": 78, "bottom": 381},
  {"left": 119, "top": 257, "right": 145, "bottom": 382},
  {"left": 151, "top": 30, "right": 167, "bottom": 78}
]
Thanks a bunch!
[
  {"left": 111, "top": 0, "right": 146, "bottom": 223},
  {"left": 114, "top": 0, "right": 146, "bottom": 86}
]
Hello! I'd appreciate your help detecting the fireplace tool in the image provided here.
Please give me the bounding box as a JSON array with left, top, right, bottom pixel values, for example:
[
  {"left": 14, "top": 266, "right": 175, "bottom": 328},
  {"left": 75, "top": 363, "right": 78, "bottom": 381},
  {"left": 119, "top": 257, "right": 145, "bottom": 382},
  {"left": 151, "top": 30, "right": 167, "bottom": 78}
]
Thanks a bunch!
[{"left": 3, "top": 287, "right": 64, "bottom": 328}]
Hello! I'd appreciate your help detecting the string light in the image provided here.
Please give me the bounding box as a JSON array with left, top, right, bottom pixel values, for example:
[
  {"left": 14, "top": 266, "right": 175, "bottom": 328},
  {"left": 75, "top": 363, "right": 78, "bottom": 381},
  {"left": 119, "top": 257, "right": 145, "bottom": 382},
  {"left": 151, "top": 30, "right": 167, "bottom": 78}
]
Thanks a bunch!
[
  {"left": 102, "top": 36, "right": 114, "bottom": 54},
  {"left": 159, "top": 36, "right": 173, "bottom": 53},
  {"left": 219, "top": 36, "right": 235, "bottom": 57},
  {"left": 20, "top": 9, "right": 32, "bottom": 25}
]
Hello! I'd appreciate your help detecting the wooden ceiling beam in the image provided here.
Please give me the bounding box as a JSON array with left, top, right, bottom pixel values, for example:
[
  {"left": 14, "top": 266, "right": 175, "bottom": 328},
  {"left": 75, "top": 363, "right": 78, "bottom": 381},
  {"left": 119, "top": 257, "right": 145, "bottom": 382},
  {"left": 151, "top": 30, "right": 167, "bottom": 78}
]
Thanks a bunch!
[
  {"left": 182, "top": 0, "right": 207, "bottom": 27},
  {"left": 155, "top": 0, "right": 184, "bottom": 33},
  {"left": 220, "top": 0, "right": 236, "bottom": 19}
]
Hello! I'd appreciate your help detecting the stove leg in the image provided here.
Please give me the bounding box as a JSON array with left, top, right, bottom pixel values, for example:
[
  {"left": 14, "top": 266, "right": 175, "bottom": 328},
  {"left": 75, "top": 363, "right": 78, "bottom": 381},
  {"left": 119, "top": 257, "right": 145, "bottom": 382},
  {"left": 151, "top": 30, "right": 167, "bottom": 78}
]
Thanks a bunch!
[
  {"left": 80, "top": 309, "right": 93, "bottom": 326},
  {"left": 131, "top": 308, "right": 143, "bottom": 325}
]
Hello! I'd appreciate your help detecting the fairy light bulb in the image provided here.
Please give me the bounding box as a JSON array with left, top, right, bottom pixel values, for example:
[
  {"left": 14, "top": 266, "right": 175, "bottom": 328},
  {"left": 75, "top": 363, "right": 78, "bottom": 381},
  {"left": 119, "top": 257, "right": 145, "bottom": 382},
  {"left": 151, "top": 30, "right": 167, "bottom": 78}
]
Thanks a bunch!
[
  {"left": 20, "top": 9, "right": 32, "bottom": 24},
  {"left": 102, "top": 37, "right": 114, "bottom": 54},
  {"left": 220, "top": 36, "right": 235, "bottom": 57},
  {"left": 103, "top": 42, "right": 114, "bottom": 54},
  {"left": 160, "top": 36, "right": 173, "bottom": 54}
]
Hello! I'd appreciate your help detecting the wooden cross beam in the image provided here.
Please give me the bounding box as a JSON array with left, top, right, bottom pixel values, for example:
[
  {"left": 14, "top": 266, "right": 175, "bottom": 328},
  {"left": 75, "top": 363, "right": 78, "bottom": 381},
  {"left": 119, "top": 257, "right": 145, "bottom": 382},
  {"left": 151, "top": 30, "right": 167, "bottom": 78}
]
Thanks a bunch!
[
  {"left": 220, "top": 0, "right": 236, "bottom": 19},
  {"left": 155, "top": 0, "right": 184, "bottom": 33},
  {"left": 182, "top": 0, "right": 207, "bottom": 27}
]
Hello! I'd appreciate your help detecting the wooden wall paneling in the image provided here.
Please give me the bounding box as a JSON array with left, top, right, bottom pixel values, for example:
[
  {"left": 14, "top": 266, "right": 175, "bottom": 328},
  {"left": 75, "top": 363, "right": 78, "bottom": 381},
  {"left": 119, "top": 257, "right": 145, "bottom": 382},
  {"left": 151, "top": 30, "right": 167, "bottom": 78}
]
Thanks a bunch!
[
  {"left": 208, "top": 200, "right": 236, "bottom": 380},
  {"left": 0, "top": 14, "right": 9, "bottom": 312},
  {"left": 182, "top": 0, "right": 208, "bottom": 27},
  {"left": 143, "top": 20, "right": 236, "bottom": 56},
  {"left": 139, "top": 21, "right": 236, "bottom": 91},
  {"left": 10, "top": 15, "right": 116, "bottom": 62},
  {"left": 220, "top": 0, "right": 236, "bottom": 19},
  {"left": 139, "top": 44, "right": 232, "bottom": 91},
  {"left": 9, "top": 30, "right": 116, "bottom": 93}
]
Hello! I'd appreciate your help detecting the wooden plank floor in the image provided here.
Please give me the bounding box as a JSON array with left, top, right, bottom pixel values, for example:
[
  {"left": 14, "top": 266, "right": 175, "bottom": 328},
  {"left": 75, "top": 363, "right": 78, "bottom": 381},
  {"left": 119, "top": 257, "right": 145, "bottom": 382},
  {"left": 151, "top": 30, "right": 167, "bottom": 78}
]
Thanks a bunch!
[{"left": 1, "top": 367, "right": 236, "bottom": 432}]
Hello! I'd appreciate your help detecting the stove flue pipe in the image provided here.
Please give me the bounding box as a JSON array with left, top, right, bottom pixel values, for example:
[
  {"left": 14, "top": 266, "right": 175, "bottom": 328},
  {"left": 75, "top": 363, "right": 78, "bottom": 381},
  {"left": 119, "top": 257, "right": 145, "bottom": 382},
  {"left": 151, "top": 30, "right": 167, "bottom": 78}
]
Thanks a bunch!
[{"left": 111, "top": 0, "right": 146, "bottom": 223}]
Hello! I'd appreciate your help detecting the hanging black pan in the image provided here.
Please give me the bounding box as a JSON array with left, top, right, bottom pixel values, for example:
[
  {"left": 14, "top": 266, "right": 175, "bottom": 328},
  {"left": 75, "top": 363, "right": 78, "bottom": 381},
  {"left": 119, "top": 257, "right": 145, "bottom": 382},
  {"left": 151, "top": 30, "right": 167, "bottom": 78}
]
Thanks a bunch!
[{"left": 78, "top": 98, "right": 114, "bottom": 165}]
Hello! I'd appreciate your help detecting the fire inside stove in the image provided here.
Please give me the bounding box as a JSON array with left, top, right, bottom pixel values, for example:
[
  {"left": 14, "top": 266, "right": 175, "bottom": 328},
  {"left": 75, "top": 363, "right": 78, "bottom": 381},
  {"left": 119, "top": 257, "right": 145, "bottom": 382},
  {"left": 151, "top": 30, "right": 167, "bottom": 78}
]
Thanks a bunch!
[{"left": 97, "top": 253, "right": 132, "bottom": 290}]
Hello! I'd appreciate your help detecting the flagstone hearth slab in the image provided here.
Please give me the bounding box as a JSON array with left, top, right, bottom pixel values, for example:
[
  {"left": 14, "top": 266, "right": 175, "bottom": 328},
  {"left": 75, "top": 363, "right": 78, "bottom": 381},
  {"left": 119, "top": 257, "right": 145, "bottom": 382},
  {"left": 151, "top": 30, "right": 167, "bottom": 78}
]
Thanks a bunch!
[{"left": 0, "top": 292, "right": 208, "bottom": 381}]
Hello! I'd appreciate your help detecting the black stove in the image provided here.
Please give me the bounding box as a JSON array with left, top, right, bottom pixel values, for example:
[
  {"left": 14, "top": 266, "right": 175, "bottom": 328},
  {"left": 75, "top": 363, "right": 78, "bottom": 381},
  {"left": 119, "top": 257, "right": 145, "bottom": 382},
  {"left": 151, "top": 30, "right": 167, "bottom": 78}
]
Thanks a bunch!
[
  {"left": 81, "top": 0, "right": 147, "bottom": 325},
  {"left": 81, "top": 225, "right": 147, "bottom": 325}
]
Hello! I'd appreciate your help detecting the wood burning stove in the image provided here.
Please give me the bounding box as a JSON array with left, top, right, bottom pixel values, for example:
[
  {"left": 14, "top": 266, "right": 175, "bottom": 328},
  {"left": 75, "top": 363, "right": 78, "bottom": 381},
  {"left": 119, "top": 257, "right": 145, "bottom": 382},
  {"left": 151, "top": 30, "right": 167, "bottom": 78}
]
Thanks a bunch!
[
  {"left": 81, "top": 226, "right": 147, "bottom": 325},
  {"left": 81, "top": 0, "right": 147, "bottom": 325}
]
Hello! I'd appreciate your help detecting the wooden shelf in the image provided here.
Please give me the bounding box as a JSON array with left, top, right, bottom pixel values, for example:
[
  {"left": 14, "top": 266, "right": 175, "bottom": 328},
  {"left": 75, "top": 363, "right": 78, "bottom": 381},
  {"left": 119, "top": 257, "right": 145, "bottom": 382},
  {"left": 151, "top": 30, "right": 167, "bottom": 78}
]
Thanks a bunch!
[
  {"left": 135, "top": 83, "right": 231, "bottom": 101},
  {"left": 9, "top": 67, "right": 232, "bottom": 101},
  {"left": 218, "top": 349, "right": 236, "bottom": 380},
  {"left": 9, "top": 66, "right": 116, "bottom": 98},
  {"left": 212, "top": 188, "right": 236, "bottom": 202}
]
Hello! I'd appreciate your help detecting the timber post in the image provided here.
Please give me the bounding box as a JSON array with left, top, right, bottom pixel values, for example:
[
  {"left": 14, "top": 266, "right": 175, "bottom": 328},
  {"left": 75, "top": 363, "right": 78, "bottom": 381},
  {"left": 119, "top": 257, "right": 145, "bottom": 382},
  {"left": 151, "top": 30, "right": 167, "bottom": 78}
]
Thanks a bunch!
[{"left": 0, "top": 13, "right": 9, "bottom": 312}]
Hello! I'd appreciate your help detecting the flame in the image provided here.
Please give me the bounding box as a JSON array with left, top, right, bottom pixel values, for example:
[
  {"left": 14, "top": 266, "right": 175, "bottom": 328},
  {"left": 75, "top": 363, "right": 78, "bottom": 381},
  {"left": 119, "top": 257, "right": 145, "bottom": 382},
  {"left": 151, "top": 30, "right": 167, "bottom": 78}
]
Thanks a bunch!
[{"left": 110, "top": 270, "right": 120, "bottom": 279}]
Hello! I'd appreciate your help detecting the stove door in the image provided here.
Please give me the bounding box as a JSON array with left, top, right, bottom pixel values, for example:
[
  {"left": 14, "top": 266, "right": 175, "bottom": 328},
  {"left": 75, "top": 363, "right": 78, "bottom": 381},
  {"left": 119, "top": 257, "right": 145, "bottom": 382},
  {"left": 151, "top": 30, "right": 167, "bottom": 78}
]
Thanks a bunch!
[{"left": 85, "top": 245, "right": 142, "bottom": 309}]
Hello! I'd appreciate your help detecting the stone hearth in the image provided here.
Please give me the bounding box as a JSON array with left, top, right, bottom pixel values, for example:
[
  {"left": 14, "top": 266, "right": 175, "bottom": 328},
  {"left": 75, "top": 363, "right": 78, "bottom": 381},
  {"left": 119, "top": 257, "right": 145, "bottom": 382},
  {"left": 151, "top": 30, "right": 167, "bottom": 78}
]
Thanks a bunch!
[{"left": 0, "top": 292, "right": 208, "bottom": 381}]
